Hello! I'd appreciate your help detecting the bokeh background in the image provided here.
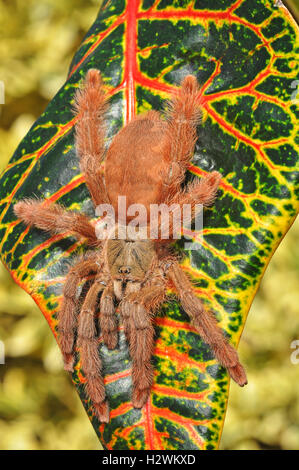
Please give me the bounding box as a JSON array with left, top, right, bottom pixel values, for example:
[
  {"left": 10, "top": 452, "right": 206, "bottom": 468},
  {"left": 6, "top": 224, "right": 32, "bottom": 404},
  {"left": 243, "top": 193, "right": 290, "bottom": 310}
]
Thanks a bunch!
[{"left": 0, "top": 0, "right": 298, "bottom": 450}]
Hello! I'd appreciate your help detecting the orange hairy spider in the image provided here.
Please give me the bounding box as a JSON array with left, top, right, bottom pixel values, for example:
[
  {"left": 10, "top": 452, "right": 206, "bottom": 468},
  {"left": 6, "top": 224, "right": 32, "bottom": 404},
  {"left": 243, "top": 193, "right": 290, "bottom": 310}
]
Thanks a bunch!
[{"left": 14, "top": 69, "right": 247, "bottom": 423}]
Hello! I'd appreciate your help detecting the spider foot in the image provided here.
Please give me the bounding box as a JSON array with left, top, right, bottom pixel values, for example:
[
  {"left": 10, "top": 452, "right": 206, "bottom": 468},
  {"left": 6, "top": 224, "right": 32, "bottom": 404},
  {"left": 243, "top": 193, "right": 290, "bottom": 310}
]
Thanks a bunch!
[
  {"left": 63, "top": 353, "right": 74, "bottom": 373},
  {"left": 132, "top": 388, "right": 150, "bottom": 409},
  {"left": 94, "top": 400, "right": 110, "bottom": 423},
  {"left": 228, "top": 363, "right": 248, "bottom": 387},
  {"left": 204, "top": 171, "right": 222, "bottom": 190},
  {"left": 103, "top": 331, "right": 118, "bottom": 350},
  {"left": 181, "top": 74, "right": 198, "bottom": 94}
]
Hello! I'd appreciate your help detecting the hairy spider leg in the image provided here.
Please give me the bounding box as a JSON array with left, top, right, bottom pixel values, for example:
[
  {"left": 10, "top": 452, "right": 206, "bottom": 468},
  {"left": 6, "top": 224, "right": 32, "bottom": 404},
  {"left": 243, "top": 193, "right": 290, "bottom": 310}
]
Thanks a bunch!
[
  {"left": 78, "top": 278, "right": 109, "bottom": 423},
  {"left": 168, "top": 261, "right": 247, "bottom": 386},
  {"left": 14, "top": 199, "right": 97, "bottom": 245},
  {"left": 58, "top": 257, "right": 99, "bottom": 371},
  {"left": 161, "top": 75, "right": 203, "bottom": 202},
  {"left": 99, "top": 284, "right": 118, "bottom": 349},
  {"left": 120, "top": 281, "right": 166, "bottom": 408},
  {"left": 73, "top": 69, "right": 109, "bottom": 207}
]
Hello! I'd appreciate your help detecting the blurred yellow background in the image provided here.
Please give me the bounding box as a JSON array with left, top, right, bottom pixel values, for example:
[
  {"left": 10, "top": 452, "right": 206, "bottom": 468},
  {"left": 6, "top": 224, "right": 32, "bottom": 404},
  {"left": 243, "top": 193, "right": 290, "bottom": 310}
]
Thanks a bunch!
[{"left": 0, "top": 0, "right": 298, "bottom": 450}]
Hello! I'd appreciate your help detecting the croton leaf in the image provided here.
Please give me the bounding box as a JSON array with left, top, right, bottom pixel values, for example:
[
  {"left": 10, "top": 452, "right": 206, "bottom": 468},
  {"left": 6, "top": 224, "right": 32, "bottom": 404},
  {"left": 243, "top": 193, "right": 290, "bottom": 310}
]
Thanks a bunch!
[{"left": 0, "top": 0, "right": 298, "bottom": 451}]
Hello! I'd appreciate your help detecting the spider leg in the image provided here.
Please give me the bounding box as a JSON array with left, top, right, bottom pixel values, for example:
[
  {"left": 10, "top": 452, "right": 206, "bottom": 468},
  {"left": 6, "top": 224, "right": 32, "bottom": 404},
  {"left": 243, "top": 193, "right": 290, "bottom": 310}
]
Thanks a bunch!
[
  {"left": 120, "top": 301, "right": 155, "bottom": 408},
  {"left": 121, "top": 284, "right": 166, "bottom": 345},
  {"left": 99, "top": 284, "right": 118, "bottom": 349},
  {"left": 159, "top": 171, "right": 222, "bottom": 240},
  {"left": 120, "top": 297, "right": 132, "bottom": 344},
  {"left": 167, "top": 261, "right": 247, "bottom": 386},
  {"left": 120, "top": 284, "right": 166, "bottom": 408},
  {"left": 161, "top": 75, "right": 202, "bottom": 201},
  {"left": 168, "top": 171, "right": 222, "bottom": 209},
  {"left": 14, "top": 199, "right": 98, "bottom": 246},
  {"left": 73, "top": 69, "right": 109, "bottom": 207},
  {"left": 58, "top": 257, "right": 99, "bottom": 371},
  {"left": 78, "top": 278, "right": 109, "bottom": 423}
]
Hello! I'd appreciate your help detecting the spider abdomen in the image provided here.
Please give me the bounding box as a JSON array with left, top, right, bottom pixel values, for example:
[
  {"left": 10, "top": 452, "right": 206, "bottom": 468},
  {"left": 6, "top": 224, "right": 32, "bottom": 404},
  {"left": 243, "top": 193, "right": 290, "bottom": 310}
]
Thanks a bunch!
[{"left": 105, "top": 111, "right": 169, "bottom": 222}]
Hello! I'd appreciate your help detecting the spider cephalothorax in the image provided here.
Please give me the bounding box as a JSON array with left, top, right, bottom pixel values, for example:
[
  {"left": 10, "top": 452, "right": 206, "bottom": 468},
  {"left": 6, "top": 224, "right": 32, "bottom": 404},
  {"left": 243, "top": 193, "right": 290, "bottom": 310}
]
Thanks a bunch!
[{"left": 14, "top": 69, "right": 247, "bottom": 423}]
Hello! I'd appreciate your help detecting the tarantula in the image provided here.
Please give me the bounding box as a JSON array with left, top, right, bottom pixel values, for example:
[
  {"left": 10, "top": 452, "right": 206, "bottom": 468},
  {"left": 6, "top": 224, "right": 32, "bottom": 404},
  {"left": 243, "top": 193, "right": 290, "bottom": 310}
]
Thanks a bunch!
[{"left": 14, "top": 69, "right": 247, "bottom": 423}]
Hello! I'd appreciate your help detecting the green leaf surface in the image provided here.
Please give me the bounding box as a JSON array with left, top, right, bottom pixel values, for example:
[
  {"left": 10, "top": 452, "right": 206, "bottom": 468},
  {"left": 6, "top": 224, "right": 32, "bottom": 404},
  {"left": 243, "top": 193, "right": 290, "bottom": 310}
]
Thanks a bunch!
[{"left": 0, "top": 0, "right": 298, "bottom": 450}]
